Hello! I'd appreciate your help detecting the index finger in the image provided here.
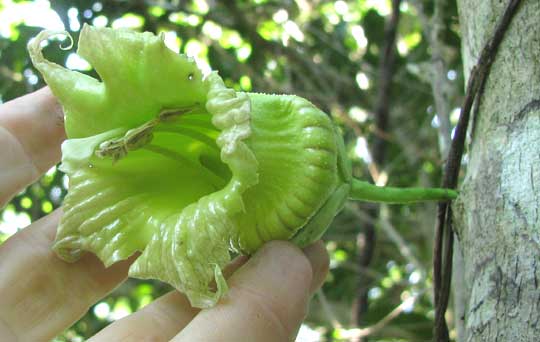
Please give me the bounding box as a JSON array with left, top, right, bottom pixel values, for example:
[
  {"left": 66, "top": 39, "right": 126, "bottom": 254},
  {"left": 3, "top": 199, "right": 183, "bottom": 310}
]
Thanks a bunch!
[
  {"left": 172, "top": 241, "right": 330, "bottom": 342},
  {"left": 0, "top": 87, "right": 65, "bottom": 206}
]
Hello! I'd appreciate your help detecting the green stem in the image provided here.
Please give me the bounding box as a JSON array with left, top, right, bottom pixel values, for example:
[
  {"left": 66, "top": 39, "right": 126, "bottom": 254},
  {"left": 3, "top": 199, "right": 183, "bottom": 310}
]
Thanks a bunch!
[{"left": 349, "top": 179, "right": 457, "bottom": 204}]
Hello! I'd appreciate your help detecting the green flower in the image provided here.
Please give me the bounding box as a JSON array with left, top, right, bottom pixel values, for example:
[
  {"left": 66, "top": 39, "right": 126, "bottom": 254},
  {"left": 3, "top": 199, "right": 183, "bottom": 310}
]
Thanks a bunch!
[{"left": 28, "top": 25, "right": 456, "bottom": 308}]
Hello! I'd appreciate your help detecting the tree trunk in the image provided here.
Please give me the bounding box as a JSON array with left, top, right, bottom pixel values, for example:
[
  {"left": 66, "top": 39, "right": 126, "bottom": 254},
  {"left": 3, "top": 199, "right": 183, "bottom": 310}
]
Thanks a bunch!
[{"left": 455, "top": 1, "right": 540, "bottom": 341}]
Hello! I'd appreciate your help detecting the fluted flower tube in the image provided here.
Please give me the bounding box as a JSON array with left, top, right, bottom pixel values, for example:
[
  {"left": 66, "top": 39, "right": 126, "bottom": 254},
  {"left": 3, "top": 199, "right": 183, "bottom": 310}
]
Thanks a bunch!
[{"left": 28, "top": 25, "right": 457, "bottom": 308}]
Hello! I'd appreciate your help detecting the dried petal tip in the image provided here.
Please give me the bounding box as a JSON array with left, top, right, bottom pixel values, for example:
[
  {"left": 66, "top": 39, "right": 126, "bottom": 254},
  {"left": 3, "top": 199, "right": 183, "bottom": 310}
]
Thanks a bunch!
[{"left": 28, "top": 30, "right": 73, "bottom": 63}]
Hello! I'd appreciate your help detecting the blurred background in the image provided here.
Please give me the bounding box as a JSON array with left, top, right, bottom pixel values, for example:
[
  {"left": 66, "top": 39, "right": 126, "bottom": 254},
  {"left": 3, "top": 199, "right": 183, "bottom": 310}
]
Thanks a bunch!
[{"left": 0, "top": 0, "right": 464, "bottom": 341}]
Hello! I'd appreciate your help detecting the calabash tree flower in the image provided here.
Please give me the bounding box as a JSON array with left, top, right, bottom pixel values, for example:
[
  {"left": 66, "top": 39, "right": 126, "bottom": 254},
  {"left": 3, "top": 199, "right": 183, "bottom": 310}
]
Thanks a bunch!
[{"left": 28, "top": 25, "right": 456, "bottom": 308}]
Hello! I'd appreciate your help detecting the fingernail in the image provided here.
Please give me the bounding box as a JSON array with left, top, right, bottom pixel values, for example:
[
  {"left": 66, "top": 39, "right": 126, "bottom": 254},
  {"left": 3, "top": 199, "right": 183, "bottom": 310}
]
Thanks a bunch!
[{"left": 302, "top": 241, "right": 330, "bottom": 294}]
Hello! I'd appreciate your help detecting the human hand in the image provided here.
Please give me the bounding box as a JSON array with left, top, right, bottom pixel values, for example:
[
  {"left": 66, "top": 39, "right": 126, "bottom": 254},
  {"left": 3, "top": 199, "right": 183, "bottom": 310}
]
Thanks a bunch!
[{"left": 0, "top": 88, "right": 330, "bottom": 342}]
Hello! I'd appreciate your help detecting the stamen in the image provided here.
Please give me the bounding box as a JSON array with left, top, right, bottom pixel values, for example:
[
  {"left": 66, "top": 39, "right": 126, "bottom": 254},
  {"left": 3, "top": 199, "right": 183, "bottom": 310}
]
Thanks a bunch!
[
  {"left": 95, "top": 108, "right": 222, "bottom": 173},
  {"left": 143, "top": 144, "right": 226, "bottom": 188},
  {"left": 95, "top": 121, "right": 155, "bottom": 162},
  {"left": 177, "top": 118, "right": 220, "bottom": 133},
  {"left": 158, "top": 106, "right": 198, "bottom": 122},
  {"left": 154, "top": 126, "right": 219, "bottom": 151}
]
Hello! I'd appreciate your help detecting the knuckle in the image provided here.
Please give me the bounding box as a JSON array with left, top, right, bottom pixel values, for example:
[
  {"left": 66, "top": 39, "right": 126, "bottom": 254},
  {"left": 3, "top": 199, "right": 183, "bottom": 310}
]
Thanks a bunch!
[{"left": 233, "top": 284, "right": 292, "bottom": 340}]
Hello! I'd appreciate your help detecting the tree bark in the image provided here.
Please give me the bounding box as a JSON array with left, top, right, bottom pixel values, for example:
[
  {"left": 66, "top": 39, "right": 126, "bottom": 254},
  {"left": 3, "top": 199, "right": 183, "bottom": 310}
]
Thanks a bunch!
[{"left": 455, "top": 1, "right": 540, "bottom": 341}]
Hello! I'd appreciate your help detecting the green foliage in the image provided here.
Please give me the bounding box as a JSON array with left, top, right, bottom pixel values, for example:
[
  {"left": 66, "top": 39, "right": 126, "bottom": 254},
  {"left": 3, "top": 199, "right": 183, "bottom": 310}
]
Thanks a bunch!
[{"left": 0, "top": 0, "right": 464, "bottom": 340}]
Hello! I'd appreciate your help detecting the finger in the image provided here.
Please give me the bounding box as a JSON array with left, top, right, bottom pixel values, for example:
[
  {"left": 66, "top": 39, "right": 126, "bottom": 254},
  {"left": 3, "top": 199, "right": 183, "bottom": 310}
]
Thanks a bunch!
[
  {"left": 88, "top": 256, "right": 248, "bottom": 342},
  {"left": 172, "top": 240, "right": 330, "bottom": 342},
  {"left": 0, "top": 87, "right": 65, "bottom": 207},
  {"left": 0, "top": 210, "right": 133, "bottom": 342},
  {"left": 303, "top": 241, "right": 330, "bottom": 293}
]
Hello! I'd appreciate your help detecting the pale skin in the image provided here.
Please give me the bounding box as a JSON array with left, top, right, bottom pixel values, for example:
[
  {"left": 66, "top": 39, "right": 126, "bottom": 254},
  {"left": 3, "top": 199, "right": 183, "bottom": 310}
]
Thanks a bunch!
[{"left": 0, "top": 87, "right": 330, "bottom": 342}]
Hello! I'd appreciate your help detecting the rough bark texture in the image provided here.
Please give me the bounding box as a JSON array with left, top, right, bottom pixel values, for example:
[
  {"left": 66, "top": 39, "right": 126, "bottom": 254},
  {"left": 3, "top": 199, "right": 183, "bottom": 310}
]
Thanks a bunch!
[{"left": 455, "top": 1, "right": 540, "bottom": 341}]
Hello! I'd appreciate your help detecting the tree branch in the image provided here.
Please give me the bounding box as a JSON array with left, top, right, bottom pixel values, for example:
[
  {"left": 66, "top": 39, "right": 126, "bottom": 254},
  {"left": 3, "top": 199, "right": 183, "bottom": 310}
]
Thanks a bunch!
[
  {"left": 409, "top": 0, "right": 454, "bottom": 158},
  {"left": 353, "top": 0, "right": 402, "bottom": 329},
  {"left": 316, "top": 289, "right": 343, "bottom": 330},
  {"left": 372, "top": 0, "right": 402, "bottom": 165},
  {"left": 350, "top": 289, "right": 428, "bottom": 340},
  {"left": 379, "top": 205, "right": 427, "bottom": 279}
]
